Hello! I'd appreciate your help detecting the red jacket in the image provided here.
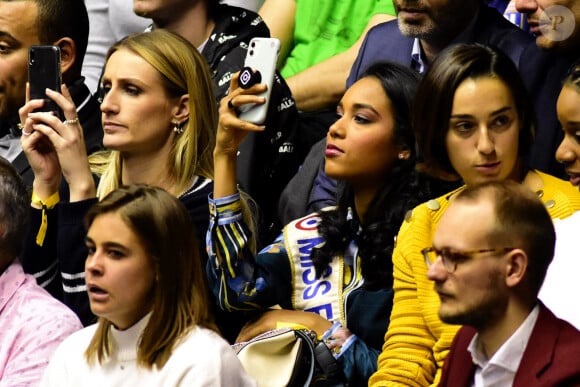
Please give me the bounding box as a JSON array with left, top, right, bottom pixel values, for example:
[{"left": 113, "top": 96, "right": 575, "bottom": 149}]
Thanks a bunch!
[{"left": 439, "top": 303, "right": 580, "bottom": 387}]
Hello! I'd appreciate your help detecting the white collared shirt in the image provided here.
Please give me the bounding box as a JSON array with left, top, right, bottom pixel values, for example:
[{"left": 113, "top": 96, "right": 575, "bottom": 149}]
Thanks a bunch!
[
  {"left": 409, "top": 6, "right": 481, "bottom": 74},
  {"left": 467, "top": 305, "right": 540, "bottom": 387},
  {"left": 410, "top": 39, "right": 426, "bottom": 74}
]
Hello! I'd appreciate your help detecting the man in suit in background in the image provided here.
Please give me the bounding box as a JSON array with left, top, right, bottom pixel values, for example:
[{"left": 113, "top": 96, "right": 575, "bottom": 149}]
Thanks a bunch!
[
  {"left": 428, "top": 181, "right": 580, "bottom": 386},
  {"left": 348, "top": 0, "right": 532, "bottom": 80},
  {"left": 515, "top": 0, "right": 580, "bottom": 58}
]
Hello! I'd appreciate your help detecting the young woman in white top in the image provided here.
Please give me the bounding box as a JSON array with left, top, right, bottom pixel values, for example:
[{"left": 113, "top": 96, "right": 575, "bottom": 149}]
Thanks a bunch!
[{"left": 40, "top": 185, "right": 255, "bottom": 386}]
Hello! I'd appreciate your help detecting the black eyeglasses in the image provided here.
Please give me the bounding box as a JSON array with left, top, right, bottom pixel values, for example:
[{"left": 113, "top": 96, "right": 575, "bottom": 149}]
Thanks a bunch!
[{"left": 421, "top": 247, "right": 515, "bottom": 273}]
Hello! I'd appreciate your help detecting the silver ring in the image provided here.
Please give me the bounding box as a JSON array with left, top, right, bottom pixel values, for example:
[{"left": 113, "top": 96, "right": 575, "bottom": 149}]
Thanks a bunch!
[
  {"left": 22, "top": 130, "right": 32, "bottom": 136},
  {"left": 63, "top": 117, "right": 79, "bottom": 125}
]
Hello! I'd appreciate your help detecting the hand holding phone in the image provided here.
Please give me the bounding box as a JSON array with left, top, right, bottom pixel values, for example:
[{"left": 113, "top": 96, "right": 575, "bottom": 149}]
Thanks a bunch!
[
  {"left": 28, "top": 45, "right": 62, "bottom": 118},
  {"left": 238, "top": 38, "right": 280, "bottom": 125}
]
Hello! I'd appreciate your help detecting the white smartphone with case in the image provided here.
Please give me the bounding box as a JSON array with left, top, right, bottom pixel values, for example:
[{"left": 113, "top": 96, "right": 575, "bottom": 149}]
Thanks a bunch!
[{"left": 238, "top": 37, "right": 280, "bottom": 125}]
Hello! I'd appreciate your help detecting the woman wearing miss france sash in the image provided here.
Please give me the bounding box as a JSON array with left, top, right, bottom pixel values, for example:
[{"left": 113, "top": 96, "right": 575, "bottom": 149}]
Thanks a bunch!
[{"left": 206, "top": 61, "right": 429, "bottom": 385}]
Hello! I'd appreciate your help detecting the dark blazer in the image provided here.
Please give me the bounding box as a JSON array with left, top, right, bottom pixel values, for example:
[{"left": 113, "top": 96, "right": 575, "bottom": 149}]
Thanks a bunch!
[
  {"left": 519, "top": 48, "right": 573, "bottom": 178},
  {"left": 347, "top": 5, "right": 532, "bottom": 85},
  {"left": 439, "top": 303, "right": 580, "bottom": 387}
]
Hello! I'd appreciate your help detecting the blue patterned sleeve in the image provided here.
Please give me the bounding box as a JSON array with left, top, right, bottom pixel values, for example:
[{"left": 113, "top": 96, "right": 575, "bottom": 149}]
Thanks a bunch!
[{"left": 206, "top": 192, "right": 289, "bottom": 311}]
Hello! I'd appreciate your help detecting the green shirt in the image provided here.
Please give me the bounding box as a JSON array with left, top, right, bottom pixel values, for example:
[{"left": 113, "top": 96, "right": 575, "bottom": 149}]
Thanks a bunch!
[{"left": 281, "top": 0, "right": 395, "bottom": 78}]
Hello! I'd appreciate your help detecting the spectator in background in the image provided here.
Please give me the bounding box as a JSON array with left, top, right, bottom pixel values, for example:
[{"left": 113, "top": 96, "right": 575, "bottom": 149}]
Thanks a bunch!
[
  {"left": 516, "top": 0, "right": 580, "bottom": 58},
  {"left": 513, "top": 0, "right": 579, "bottom": 178},
  {"left": 83, "top": 1, "right": 264, "bottom": 93},
  {"left": 0, "top": 156, "right": 81, "bottom": 385},
  {"left": 83, "top": 0, "right": 151, "bottom": 93},
  {"left": 539, "top": 61, "right": 580, "bottom": 329},
  {"left": 40, "top": 185, "right": 256, "bottom": 386},
  {"left": 0, "top": 0, "right": 102, "bottom": 186},
  {"left": 259, "top": 0, "right": 396, "bottom": 145},
  {"left": 348, "top": 0, "right": 532, "bottom": 82},
  {"left": 433, "top": 181, "right": 580, "bottom": 386},
  {"left": 370, "top": 43, "right": 580, "bottom": 387}
]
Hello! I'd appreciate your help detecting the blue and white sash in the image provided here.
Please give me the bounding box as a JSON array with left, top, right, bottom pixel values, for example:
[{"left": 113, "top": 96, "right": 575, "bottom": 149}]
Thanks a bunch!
[{"left": 284, "top": 213, "right": 345, "bottom": 324}]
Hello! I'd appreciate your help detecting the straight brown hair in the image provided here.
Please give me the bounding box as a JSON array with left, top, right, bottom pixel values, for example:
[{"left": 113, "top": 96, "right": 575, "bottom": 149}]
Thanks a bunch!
[{"left": 84, "top": 185, "right": 217, "bottom": 369}]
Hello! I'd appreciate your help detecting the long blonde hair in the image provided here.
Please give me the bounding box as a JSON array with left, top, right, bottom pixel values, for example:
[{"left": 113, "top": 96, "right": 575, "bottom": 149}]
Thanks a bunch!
[
  {"left": 92, "top": 29, "right": 216, "bottom": 198},
  {"left": 84, "top": 185, "right": 218, "bottom": 368}
]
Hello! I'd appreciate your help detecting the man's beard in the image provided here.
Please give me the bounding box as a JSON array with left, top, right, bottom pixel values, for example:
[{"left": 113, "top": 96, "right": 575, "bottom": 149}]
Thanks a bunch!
[
  {"left": 397, "top": 17, "right": 438, "bottom": 39},
  {"left": 438, "top": 272, "right": 507, "bottom": 330}
]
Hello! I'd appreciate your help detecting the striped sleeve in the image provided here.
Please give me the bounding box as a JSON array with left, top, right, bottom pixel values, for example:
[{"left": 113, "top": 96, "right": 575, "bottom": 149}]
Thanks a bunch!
[{"left": 206, "top": 193, "right": 285, "bottom": 311}]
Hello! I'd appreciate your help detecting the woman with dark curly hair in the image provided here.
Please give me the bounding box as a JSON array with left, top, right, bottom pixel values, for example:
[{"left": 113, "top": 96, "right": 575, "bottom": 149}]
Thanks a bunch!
[{"left": 206, "top": 61, "right": 427, "bottom": 385}]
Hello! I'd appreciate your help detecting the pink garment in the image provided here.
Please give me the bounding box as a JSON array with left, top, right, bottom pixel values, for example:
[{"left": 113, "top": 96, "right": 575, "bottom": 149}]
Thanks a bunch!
[{"left": 0, "top": 261, "right": 82, "bottom": 386}]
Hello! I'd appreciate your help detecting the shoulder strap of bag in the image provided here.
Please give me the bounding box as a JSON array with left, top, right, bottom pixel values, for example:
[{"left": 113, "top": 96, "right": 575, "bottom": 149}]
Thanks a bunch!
[{"left": 295, "top": 330, "right": 347, "bottom": 387}]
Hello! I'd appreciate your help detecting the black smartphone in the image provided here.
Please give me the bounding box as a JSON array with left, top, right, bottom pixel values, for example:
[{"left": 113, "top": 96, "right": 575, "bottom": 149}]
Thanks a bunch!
[{"left": 28, "top": 45, "right": 62, "bottom": 117}]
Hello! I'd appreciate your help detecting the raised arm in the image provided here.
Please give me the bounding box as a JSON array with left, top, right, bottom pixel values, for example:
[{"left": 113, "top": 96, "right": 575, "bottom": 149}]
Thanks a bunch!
[
  {"left": 19, "top": 84, "right": 98, "bottom": 325},
  {"left": 258, "top": 0, "right": 297, "bottom": 68},
  {"left": 213, "top": 72, "right": 267, "bottom": 198},
  {"left": 208, "top": 72, "right": 292, "bottom": 311}
]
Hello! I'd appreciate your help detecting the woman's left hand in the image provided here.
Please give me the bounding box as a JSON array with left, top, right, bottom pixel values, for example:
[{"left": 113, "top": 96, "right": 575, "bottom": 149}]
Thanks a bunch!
[
  {"left": 235, "top": 309, "right": 333, "bottom": 343},
  {"left": 215, "top": 71, "right": 267, "bottom": 158}
]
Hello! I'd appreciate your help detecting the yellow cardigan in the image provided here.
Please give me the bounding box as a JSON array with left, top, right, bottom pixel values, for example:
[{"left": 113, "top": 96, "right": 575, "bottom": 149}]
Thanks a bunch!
[{"left": 369, "top": 171, "right": 580, "bottom": 387}]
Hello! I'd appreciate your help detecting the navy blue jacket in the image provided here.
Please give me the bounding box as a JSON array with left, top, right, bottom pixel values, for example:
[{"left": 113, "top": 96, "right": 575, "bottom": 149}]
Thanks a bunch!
[{"left": 347, "top": 5, "right": 532, "bottom": 86}]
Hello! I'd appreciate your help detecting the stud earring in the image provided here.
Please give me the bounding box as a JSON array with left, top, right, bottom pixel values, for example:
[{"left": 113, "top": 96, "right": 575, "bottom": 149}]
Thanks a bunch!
[{"left": 172, "top": 120, "right": 184, "bottom": 134}]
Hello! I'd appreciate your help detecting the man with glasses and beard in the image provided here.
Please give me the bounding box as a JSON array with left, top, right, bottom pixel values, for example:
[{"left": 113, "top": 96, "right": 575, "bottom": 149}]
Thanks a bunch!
[{"left": 427, "top": 181, "right": 580, "bottom": 386}]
